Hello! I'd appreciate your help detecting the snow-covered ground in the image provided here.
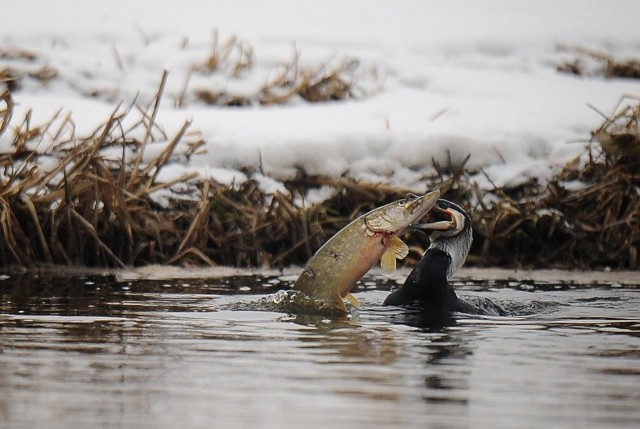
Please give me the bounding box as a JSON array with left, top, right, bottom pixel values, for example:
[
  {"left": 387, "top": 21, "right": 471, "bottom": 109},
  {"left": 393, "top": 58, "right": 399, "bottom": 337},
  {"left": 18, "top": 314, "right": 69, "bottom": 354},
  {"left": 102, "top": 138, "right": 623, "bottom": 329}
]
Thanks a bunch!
[{"left": 2, "top": 0, "right": 640, "bottom": 201}]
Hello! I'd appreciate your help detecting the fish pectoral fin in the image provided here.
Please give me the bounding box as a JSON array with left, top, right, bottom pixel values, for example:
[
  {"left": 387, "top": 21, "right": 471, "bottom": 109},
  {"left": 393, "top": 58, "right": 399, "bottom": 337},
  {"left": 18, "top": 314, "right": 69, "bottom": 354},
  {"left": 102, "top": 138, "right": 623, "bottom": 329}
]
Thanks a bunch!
[
  {"left": 384, "top": 236, "right": 409, "bottom": 259},
  {"left": 345, "top": 293, "right": 361, "bottom": 309},
  {"left": 380, "top": 236, "right": 408, "bottom": 276},
  {"left": 380, "top": 248, "right": 397, "bottom": 276}
]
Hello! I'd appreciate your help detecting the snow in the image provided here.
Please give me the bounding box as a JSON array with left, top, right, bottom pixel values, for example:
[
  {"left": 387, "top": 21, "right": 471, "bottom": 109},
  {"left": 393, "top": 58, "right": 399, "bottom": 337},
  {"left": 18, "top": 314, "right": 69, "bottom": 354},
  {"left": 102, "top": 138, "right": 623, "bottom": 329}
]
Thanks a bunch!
[{"left": 2, "top": 0, "right": 640, "bottom": 202}]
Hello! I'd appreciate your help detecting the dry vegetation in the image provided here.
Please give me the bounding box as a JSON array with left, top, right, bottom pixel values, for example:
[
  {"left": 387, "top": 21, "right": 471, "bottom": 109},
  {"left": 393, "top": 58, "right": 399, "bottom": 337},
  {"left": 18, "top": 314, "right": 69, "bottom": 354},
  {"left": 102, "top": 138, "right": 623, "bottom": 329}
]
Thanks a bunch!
[
  {"left": 557, "top": 46, "right": 640, "bottom": 79},
  {"left": 1, "top": 33, "right": 379, "bottom": 108},
  {"left": 470, "top": 97, "right": 640, "bottom": 270},
  {"left": 0, "top": 47, "right": 58, "bottom": 92},
  {"left": 0, "top": 75, "right": 401, "bottom": 270},
  {"left": 0, "top": 60, "right": 638, "bottom": 271},
  {"left": 0, "top": 75, "right": 202, "bottom": 268},
  {"left": 178, "top": 31, "right": 378, "bottom": 107}
]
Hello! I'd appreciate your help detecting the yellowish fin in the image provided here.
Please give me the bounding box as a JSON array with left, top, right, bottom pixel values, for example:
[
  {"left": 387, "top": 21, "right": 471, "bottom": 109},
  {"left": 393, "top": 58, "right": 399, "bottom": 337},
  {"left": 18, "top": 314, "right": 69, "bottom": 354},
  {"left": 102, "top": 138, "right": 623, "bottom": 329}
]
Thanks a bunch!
[
  {"left": 380, "top": 249, "right": 396, "bottom": 275},
  {"left": 345, "top": 293, "right": 361, "bottom": 309},
  {"left": 385, "top": 236, "right": 409, "bottom": 259},
  {"left": 380, "top": 236, "right": 409, "bottom": 276},
  {"left": 332, "top": 294, "right": 348, "bottom": 313}
]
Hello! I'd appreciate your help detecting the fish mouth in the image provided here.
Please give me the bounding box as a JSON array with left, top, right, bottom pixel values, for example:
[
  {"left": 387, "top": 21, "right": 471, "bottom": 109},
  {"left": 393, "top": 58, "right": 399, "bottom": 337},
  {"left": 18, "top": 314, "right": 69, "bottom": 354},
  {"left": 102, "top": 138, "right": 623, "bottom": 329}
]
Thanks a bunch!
[
  {"left": 404, "top": 190, "right": 440, "bottom": 219},
  {"left": 364, "top": 189, "right": 440, "bottom": 235}
]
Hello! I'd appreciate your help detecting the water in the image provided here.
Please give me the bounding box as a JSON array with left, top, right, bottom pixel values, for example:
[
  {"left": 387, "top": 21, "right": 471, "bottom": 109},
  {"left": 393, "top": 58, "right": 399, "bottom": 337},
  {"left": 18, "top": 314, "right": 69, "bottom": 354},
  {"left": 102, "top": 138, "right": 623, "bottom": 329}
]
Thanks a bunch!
[{"left": 1, "top": 272, "right": 639, "bottom": 429}]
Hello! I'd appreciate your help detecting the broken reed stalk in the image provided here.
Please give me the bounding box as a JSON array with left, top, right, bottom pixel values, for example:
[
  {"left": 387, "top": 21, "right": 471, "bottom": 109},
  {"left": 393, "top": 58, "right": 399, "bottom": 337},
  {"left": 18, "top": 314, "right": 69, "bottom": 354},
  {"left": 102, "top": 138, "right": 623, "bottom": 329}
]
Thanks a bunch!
[
  {"left": 130, "top": 69, "right": 168, "bottom": 184},
  {"left": 175, "top": 178, "right": 211, "bottom": 258},
  {"left": 0, "top": 91, "right": 12, "bottom": 136}
]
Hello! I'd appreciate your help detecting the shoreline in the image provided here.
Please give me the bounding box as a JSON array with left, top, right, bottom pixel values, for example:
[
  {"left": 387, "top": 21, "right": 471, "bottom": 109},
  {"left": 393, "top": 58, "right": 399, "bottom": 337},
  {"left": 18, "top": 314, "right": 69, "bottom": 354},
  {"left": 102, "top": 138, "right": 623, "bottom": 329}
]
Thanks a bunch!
[{"left": 3, "top": 264, "right": 637, "bottom": 286}]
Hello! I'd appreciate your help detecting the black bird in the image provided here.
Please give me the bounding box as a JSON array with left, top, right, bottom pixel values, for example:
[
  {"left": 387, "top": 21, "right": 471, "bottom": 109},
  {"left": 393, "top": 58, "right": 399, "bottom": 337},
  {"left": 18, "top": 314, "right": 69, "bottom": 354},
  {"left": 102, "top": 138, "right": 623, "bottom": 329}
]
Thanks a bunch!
[{"left": 384, "top": 199, "right": 505, "bottom": 316}]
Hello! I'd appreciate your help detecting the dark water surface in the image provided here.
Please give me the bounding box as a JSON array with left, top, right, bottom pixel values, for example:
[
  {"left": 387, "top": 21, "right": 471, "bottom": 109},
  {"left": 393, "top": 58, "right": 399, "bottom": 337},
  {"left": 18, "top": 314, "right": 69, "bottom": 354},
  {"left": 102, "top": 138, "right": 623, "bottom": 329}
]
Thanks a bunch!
[{"left": 1, "top": 272, "right": 639, "bottom": 429}]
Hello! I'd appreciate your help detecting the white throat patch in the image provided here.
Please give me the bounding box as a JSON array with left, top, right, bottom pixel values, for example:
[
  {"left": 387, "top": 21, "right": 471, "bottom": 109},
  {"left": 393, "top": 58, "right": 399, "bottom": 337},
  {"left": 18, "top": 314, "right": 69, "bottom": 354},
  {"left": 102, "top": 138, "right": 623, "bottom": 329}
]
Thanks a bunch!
[{"left": 428, "top": 209, "right": 472, "bottom": 277}]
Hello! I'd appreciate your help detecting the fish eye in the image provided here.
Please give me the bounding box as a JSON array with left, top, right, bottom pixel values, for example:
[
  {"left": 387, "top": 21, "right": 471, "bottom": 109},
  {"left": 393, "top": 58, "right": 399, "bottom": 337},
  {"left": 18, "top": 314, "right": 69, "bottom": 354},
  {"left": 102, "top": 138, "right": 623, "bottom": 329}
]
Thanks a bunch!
[{"left": 405, "top": 193, "right": 419, "bottom": 202}]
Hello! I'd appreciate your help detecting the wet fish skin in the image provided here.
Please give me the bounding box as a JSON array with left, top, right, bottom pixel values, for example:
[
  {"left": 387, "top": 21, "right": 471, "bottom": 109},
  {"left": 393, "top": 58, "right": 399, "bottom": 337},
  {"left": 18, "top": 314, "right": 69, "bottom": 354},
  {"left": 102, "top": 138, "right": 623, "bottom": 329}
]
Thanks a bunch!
[{"left": 292, "top": 190, "right": 440, "bottom": 312}]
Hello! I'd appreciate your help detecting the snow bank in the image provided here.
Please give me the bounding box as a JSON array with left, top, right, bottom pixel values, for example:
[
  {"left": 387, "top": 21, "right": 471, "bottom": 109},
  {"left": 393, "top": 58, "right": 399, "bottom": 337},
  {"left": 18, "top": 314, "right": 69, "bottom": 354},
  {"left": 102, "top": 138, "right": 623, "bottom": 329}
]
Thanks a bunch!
[{"left": 2, "top": 0, "right": 640, "bottom": 199}]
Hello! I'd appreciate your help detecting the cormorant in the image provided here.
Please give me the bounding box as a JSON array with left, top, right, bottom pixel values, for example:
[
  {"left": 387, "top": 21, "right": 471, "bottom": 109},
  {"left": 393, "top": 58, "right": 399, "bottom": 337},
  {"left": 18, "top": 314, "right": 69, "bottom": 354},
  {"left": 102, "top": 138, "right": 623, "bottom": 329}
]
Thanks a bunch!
[{"left": 384, "top": 199, "right": 505, "bottom": 316}]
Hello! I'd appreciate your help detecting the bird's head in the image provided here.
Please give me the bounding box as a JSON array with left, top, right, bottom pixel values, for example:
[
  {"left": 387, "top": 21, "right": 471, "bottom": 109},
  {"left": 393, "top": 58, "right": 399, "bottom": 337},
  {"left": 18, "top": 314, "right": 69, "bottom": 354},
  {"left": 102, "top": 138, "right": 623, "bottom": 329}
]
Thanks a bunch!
[{"left": 411, "top": 199, "right": 472, "bottom": 276}]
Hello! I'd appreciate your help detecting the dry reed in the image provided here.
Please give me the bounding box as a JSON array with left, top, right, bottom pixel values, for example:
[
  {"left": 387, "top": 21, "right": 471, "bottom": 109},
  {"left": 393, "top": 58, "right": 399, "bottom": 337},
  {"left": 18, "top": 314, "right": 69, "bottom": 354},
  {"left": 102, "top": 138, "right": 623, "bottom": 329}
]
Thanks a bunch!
[
  {"left": 0, "top": 76, "right": 638, "bottom": 270},
  {"left": 0, "top": 77, "right": 429, "bottom": 270},
  {"left": 190, "top": 33, "right": 376, "bottom": 106},
  {"left": 0, "top": 77, "right": 201, "bottom": 268},
  {"left": 472, "top": 98, "right": 640, "bottom": 270},
  {"left": 2, "top": 33, "right": 378, "bottom": 109},
  {"left": 557, "top": 46, "right": 640, "bottom": 80}
]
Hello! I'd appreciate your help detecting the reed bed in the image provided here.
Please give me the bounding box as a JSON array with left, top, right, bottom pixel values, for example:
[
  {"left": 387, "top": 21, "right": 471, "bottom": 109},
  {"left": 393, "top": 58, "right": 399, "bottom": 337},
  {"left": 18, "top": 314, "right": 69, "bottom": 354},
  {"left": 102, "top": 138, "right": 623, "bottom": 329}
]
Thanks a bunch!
[
  {"left": 0, "top": 78, "right": 638, "bottom": 270},
  {"left": 0, "top": 76, "right": 198, "bottom": 268},
  {"left": 472, "top": 97, "right": 640, "bottom": 270},
  {"left": 0, "top": 76, "right": 409, "bottom": 269}
]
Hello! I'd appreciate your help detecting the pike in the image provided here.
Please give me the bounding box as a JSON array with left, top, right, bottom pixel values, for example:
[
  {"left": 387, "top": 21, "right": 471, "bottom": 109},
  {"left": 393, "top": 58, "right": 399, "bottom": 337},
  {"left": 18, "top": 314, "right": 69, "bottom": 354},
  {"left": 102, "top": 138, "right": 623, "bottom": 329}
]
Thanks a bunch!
[{"left": 293, "top": 190, "right": 440, "bottom": 313}]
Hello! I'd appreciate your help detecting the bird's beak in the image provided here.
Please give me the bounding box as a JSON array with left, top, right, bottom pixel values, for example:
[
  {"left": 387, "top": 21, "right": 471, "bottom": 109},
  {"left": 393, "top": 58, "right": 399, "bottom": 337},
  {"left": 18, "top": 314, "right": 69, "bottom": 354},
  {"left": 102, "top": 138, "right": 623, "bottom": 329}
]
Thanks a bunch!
[{"left": 411, "top": 206, "right": 459, "bottom": 232}]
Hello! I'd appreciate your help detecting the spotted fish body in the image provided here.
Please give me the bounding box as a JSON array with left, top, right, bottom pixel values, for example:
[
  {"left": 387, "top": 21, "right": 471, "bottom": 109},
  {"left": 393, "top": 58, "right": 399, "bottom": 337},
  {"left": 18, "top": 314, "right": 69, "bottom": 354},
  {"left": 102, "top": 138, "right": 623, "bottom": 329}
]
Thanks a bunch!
[{"left": 293, "top": 190, "right": 440, "bottom": 312}]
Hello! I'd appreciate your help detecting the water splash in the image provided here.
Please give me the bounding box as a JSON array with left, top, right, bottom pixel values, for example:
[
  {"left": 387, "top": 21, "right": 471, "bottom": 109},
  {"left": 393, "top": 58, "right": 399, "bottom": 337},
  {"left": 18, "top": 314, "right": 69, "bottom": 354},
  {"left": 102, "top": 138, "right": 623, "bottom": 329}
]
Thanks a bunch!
[{"left": 224, "top": 290, "right": 355, "bottom": 317}]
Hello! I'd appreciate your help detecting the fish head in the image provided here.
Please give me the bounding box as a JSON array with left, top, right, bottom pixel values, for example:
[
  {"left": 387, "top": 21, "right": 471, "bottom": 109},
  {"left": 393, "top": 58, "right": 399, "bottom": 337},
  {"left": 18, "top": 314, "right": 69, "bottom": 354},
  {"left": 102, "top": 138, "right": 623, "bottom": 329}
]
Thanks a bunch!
[{"left": 364, "top": 190, "right": 440, "bottom": 235}]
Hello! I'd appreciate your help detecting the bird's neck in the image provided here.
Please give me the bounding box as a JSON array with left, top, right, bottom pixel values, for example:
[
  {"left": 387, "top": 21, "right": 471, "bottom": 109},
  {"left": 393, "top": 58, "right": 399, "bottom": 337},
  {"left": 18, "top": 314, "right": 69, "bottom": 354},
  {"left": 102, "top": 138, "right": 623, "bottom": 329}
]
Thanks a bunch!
[
  {"left": 408, "top": 249, "right": 460, "bottom": 309},
  {"left": 428, "top": 234, "right": 471, "bottom": 277}
]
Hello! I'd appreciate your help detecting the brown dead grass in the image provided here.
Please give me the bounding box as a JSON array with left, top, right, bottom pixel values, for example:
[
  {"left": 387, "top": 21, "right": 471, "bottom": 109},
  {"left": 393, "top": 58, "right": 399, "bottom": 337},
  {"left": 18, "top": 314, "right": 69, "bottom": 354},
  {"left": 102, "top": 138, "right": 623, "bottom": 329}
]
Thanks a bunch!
[
  {"left": 0, "top": 75, "right": 201, "bottom": 268},
  {"left": 0, "top": 75, "right": 413, "bottom": 269},
  {"left": 259, "top": 54, "right": 362, "bottom": 105},
  {"left": 189, "top": 33, "right": 375, "bottom": 106},
  {"left": 590, "top": 96, "right": 640, "bottom": 163},
  {"left": 472, "top": 98, "right": 640, "bottom": 270},
  {"left": 2, "top": 34, "right": 377, "bottom": 108},
  {"left": 1, "top": 48, "right": 58, "bottom": 92},
  {"left": 472, "top": 158, "right": 639, "bottom": 269},
  {"left": 0, "top": 78, "right": 455, "bottom": 270},
  {"left": 0, "top": 74, "right": 638, "bottom": 270},
  {"left": 557, "top": 46, "right": 640, "bottom": 80}
]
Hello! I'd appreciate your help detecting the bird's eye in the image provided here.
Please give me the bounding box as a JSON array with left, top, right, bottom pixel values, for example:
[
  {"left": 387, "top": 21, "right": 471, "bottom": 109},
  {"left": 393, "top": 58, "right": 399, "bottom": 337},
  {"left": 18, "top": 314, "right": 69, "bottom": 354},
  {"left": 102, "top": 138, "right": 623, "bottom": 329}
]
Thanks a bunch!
[{"left": 405, "top": 193, "right": 419, "bottom": 202}]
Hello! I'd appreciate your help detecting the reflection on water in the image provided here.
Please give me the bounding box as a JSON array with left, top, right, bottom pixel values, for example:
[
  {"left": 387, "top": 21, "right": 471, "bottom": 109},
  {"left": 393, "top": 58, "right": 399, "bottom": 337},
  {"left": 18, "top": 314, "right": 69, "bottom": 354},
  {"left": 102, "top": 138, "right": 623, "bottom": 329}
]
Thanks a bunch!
[{"left": 1, "top": 273, "right": 639, "bottom": 429}]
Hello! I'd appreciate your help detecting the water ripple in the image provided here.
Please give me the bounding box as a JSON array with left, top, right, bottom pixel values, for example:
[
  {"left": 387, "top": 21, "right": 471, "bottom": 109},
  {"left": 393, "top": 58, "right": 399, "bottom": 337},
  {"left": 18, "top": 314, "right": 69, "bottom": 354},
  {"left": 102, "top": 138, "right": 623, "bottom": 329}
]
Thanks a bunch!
[{"left": 1, "top": 274, "right": 639, "bottom": 429}]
